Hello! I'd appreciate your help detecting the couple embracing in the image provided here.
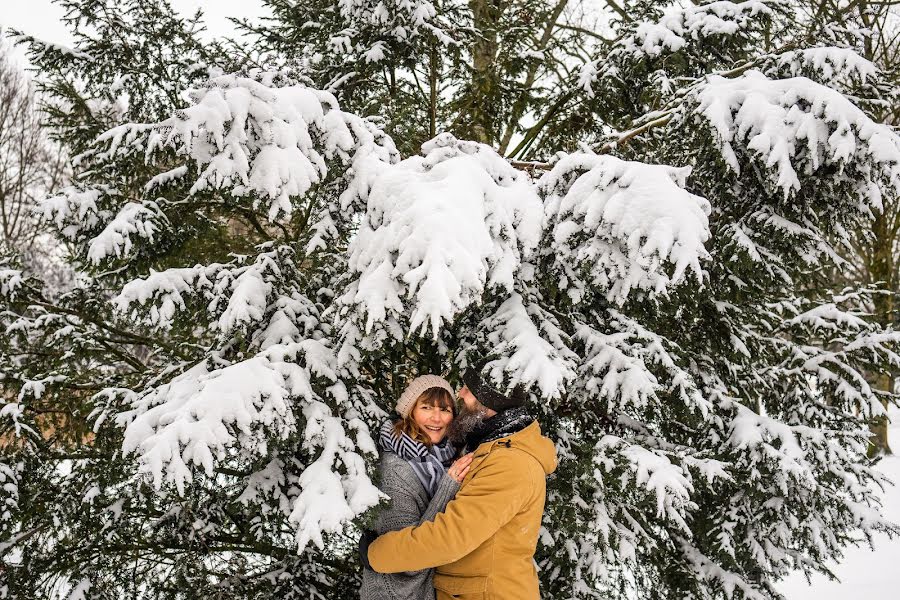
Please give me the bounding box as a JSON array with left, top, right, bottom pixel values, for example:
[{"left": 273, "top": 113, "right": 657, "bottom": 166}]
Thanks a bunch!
[{"left": 360, "top": 357, "right": 557, "bottom": 600}]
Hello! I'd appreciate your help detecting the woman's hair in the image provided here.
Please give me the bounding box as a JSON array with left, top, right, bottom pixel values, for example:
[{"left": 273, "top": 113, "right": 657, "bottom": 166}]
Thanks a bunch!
[{"left": 393, "top": 386, "right": 456, "bottom": 447}]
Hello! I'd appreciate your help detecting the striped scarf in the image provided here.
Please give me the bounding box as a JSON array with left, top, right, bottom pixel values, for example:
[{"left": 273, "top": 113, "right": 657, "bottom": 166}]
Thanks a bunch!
[{"left": 379, "top": 420, "right": 458, "bottom": 498}]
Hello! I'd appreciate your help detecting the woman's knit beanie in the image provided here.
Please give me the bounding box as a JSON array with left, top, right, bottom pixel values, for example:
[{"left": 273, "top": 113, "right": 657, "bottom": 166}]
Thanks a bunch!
[{"left": 395, "top": 374, "right": 456, "bottom": 418}]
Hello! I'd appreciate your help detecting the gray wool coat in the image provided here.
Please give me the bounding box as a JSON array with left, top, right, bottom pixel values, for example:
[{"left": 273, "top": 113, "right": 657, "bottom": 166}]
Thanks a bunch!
[{"left": 360, "top": 451, "right": 460, "bottom": 600}]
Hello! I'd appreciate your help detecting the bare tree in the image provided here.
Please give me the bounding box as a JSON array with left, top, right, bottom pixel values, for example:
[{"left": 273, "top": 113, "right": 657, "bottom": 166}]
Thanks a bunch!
[{"left": 0, "top": 43, "right": 67, "bottom": 256}]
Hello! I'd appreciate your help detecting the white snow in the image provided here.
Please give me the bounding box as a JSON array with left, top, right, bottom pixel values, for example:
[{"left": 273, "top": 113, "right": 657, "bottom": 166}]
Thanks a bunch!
[
  {"left": 38, "top": 185, "right": 116, "bottom": 241},
  {"left": 86, "top": 200, "right": 161, "bottom": 263},
  {"left": 541, "top": 153, "right": 711, "bottom": 304},
  {"left": 0, "top": 268, "right": 24, "bottom": 299},
  {"left": 694, "top": 70, "right": 900, "bottom": 198},
  {"left": 479, "top": 294, "right": 577, "bottom": 400},
  {"left": 779, "top": 407, "right": 900, "bottom": 599},
  {"left": 0, "top": 461, "right": 19, "bottom": 523},
  {"left": 627, "top": 0, "right": 773, "bottom": 58},
  {"left": 115, "top": 337, "right": 382, "bottom": 551},
  {"left": 772, "top": 47, "right": 877, "bottom": 85},
  {"left": 113, "top": 265, "right": 214, "bottom": 329},
  {"left": 118, "top": 357, "right": 300, "bottom": 494},
  {"left": 345, "top": 133, "right": 543, "bottom": 338},
  {"left": 102, "top": 72, "right": 397, "bottom": 223}
]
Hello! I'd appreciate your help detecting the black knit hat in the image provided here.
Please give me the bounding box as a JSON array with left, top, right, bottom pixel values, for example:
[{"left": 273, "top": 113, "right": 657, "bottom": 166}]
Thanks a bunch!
[{"left": 461, "top": 358, "right": 526, "bottom": 413}]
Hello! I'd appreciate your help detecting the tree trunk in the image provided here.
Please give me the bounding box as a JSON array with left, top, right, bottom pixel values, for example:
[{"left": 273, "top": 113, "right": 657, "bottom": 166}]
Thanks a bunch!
[
  {"left": 465, "top": 0, "right": 502, "bottom": 144},
  {"left": 868, "top": 208, "right": 895, "bottom": 456}
]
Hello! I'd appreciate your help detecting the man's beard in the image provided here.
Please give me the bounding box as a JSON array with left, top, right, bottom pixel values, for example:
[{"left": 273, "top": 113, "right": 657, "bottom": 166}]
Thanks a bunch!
[{"left": 448, "top": 403, "right": 490, "bottom": 446}]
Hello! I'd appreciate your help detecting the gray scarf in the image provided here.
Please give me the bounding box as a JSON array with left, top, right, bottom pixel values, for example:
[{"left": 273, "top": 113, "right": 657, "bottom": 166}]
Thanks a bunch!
[
  {"left": 464, "top": 406, "right": 534, "bottom": 453},
  {"left": 379, "top": 420, "right": 457, "bottom": 497}
]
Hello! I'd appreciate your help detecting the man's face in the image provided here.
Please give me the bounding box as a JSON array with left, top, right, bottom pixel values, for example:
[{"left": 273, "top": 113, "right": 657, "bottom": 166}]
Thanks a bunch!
[
  {"left": 458, "top": 385, "right": 479, "bottom": 411},
  {"left": 449, "top": 385, "right": 495, "bottom": 444}
]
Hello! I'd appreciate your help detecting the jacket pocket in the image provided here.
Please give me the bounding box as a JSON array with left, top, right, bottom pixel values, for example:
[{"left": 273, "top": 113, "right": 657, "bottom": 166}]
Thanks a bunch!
[{"left": 433, "top": 573, "right": 487, "bottom": 600}]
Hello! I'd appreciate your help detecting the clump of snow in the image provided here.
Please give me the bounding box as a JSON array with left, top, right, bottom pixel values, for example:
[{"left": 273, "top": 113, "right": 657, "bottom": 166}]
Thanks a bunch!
[
  {"left": 38, "top": 185, "right": 116, "bottom": 241},
  {"left": 540, "top": 153, "right": 711, "bottom": 304},
  {"left": 343, "top": 133, "right": 543, "bottom": 338},
  {"left": 37, "top": 184, "right": 162, "bottom": 265},
  {"left": 577, "top": 0, "right": 776, "bottom": 86},
  {"left": 336, "top": 0, "right": 455, "bottom": 53},
  {"left": 0, "top": 268, "right": 24, "bottom": 300},
  {"left": 86, "top": 200, "right": 162, "bottom": 263},
  {"left": 692, "top": 70, "right": 900, "bottom": 198},
  {"left": 0, "top": 461, "right": 20, "bottom": 523},
  {"left": 99, "top": 71, "right": 397, "bottom": 223},
  {"left": 770, "top": 47, "right": 878, "bottom": 86},
  {"left": 572, "top": 309, "right": 710, "bottom": 415},
  {"left": 117, "top": 340, "right": 382, "bottom": 550},
  {"left": 601, "top": 435, "right": 694, "bottom": 521},
  {"left": 113, "top": 246, "right": 314, "bottom": 339},
  {"left": 113, "top": 265, "right": 215, "bottom": 329},
  {"left": 478, "top": 294, "right": 577, "bottom": 400},
  {"left": 628, "top": 0, "right": 774, "bottom": 58},
  {"left": 118, "top": 357, "right": 299, "bottom": 494}
]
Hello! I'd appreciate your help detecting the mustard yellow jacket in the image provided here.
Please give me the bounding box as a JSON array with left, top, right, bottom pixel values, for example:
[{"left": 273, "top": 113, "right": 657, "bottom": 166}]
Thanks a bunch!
[{"left": 368, "top": 420, "right": 557, "bottom": 600}]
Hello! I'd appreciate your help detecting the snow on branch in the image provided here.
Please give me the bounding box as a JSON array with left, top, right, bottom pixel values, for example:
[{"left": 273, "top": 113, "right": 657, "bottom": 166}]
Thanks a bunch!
[
  {"left": 118, "top": 357, "right": 296, "bottom": 494},
  {"left": 0, "top": 268, "right": 24, "bottom": 300},
  {"left": 86, "top": 200, "right": 163, "bottom": 264},
  {"left": 573, "top": 310, "right": 710, "bottom": 416},
  {"left": 578, "top": 0, "right": 777, "bottom": 92},
  {"left": 478, "top": 294, "right": 577, "bottom": 400},
  {"left": 0, "top": 461, "right": 20, "bottom": 523},
  {"left": 37, "top": 185, "right": 164, "bottom": 264},
  {"left": 765, "top": 295, "right": 900, "bottom": 416},
  {"left": 344, "top": 133, "right": 543, "bottom": 338},
  {"left": 691, "top": 69, "right": 900, "bottom": 198},
  {"left": 597, "top": 435, "right": 694, "bottom": 526},
  {"left": 725, "top": 401, "right": 811, "bottom": 482},
  {"left": 101, "top": 71, "right": 398, "bottom": 222},
  {"left": 627, "top": 0, "right": 774, "bottom": 59},
  {"left": 337, "top": 0, "right": 455, "bottom": 50},
  {"left": 767, "top": 47, "right": 878, "bottom": 86},
  {"left": 540, "top": 153, "right": 711, "bottom": 305},
  {"left": 781, "top": 302, "right": 869, "bottom": 333},
  {"left": 678, "top": 538, "right": 768, "bottom": 600},
  {"left": 113, "top": 265, "right": 217, "bottom": 329},
  {"left": 116, "top": 341, "right": 381, "bottom": 550},
  {"left": 113, "top": 245, "right": 316, "bottom": 341}
]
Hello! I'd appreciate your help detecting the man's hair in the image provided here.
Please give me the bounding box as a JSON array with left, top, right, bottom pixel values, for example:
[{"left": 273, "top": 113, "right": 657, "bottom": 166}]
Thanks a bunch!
[{"left": 393, "top": 386, "right": 456, "bottom": 447}]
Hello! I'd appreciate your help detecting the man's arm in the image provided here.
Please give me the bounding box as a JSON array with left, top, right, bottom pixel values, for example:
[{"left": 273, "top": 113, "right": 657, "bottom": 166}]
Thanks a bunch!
[{"left": 368, "top": 454, "right": 526, "bottom": 573}]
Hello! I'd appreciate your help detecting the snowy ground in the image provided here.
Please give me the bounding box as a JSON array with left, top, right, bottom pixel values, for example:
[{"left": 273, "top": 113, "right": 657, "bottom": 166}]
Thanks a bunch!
[{"left": 778, "top": 407, "right": 900, "bottom": 599}]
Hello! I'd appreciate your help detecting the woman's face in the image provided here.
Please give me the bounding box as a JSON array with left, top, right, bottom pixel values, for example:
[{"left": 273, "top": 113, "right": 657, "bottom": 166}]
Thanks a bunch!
[{"left": 412, "top": 398, "right": 454, "bottom": 444}]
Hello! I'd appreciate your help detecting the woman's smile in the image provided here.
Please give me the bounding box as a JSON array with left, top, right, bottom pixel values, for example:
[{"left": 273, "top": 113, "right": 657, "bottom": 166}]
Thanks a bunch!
[{"left": 412, "top": 401, "right": 453, "bottom": 444}]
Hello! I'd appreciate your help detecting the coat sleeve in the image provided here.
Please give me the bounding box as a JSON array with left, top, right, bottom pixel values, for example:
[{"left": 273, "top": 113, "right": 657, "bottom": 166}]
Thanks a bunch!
[
  {"left": 374, "top": 459, "right": 428, "bottom": 535},
  {"left": 420, "top": 473, "right": 460, "bottom": 524},
  {"left": 367, "top": 453, "right": 526, "bottom": 573}
]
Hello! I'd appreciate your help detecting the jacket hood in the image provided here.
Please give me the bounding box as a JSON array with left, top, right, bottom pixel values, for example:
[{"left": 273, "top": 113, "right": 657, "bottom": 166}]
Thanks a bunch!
[{"left": 507, "top": 421, "right": 557, "bottom": 475}]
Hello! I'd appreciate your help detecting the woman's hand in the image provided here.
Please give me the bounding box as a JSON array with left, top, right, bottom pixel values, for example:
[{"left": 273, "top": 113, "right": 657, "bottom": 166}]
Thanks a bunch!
[{"left": 447, "top": 453, "right": 474, "bottom": 483}]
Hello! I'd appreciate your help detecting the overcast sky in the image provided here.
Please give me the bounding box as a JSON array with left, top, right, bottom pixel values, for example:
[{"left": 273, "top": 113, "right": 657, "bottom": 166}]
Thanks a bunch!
[{"left": 1, "top": 0, "right": 270, "bottom": 55}]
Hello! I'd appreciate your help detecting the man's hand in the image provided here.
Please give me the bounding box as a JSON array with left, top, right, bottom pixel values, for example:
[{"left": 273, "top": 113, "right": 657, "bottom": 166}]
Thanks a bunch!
[
  {"left": 447, "top": 453, "right": 473, "bottom": 483},
  {"left": 358, "top": 529, "right": 377, "bottom": 570}
]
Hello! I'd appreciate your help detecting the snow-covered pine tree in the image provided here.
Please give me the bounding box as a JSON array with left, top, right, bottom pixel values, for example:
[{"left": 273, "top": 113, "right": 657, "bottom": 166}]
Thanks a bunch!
[
  {"left": 243, "top": 0, "right": 599, "bottom": 153},
  {"left": 2, "top": 0, "right": 900, "bottom": 599}
]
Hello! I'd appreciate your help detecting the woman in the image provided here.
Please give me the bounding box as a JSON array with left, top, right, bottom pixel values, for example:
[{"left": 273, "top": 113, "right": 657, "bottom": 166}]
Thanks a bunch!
[{"left": 360, "top": 374, "right": 473, "bottom": 600}]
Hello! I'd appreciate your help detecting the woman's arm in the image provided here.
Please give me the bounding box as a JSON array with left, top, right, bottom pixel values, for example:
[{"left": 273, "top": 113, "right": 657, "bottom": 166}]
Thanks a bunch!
[
  {"left": 419, "top": 473, "right": 460, "bottom": 524},
  {"left": 375, "top": 457, "right": 457, "bottom": 534}
]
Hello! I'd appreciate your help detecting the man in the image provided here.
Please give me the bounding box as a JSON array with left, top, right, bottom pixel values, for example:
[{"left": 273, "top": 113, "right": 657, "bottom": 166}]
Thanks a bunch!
[{"left": 365, "top": 359, "right": 558, "bottom": 600}]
